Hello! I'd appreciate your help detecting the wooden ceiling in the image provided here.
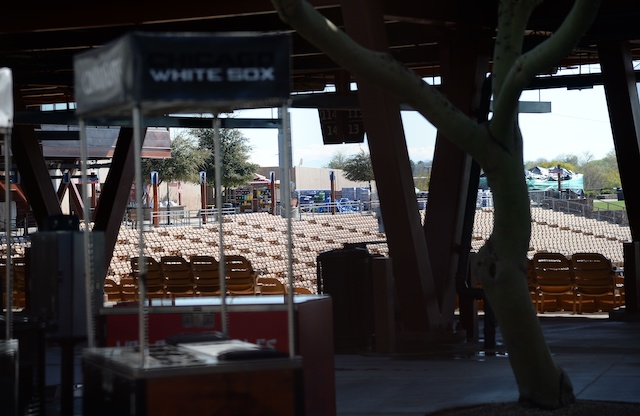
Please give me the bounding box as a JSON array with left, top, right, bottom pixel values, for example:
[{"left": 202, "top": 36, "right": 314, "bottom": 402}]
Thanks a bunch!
[{"left": 2, "top": 0, "right": 640, "bottom": 111}]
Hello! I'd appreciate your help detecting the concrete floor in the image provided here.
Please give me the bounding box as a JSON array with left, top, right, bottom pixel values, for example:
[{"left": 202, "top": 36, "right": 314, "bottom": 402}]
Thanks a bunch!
[{"left": 9, "top": 310, "right": 640, "bottom": 416}]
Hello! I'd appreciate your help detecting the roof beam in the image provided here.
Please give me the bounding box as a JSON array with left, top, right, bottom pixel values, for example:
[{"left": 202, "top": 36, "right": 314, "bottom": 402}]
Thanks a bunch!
[{"left": 0, "top": 1, "right": 340, "bottom": 34}]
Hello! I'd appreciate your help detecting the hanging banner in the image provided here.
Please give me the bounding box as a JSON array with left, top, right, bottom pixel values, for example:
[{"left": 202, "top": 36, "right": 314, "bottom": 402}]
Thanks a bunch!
[
  {"left": 74, "top": 32, "right": 291, "bottom": 117},
  {"left": 0, "top": 67, "right": 13, "bottom": 129}
]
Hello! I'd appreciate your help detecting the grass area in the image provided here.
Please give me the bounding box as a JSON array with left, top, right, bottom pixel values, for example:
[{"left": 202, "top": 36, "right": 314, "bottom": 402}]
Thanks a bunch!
[{"left": 593, "top": 199, "right": 626, "bottom": 211}]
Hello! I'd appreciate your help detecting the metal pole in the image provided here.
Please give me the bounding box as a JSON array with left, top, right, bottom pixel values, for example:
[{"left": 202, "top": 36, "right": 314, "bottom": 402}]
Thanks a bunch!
[
  {"left": 133, "top": 105, "right": 148, "bottom": 366},
  {"left": 3, "top": 128, "right": 12, "bottom": 341},
  {"left": 330, "top": 171, "right": 335, "bottom": 215},
  {"left": 152, "top": 181, "right": 159, "bottom": 227},
  {"left": 279, "top": 102, "right": 296, "bottom": 357},
  {"left": 79, "top": 118, "right": 96, "bottom": 348},
  {"left": 213, "top": 114, "right": 228, "bottom": 336},
  {"left": 200, "top": 174, "right": 207, "bottom": 224}
]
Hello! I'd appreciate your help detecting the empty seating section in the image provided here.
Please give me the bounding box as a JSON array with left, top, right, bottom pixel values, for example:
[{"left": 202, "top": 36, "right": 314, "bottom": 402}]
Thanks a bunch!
[
  {"left": 189, "top": 255, "right": 222, "bottom": 296},
  {"left": 288, "top": 286, "right": 313, "bottom": 294},
  {"left": 118, "top": 274, "right": 138, "bottom": 301},
  {"left": 130, "top": 256, "right": 166, "bottom": 300},
  {"left": 224, "top": 255, "right": 258, "bottom": 295},
  {"left": 571, "top": 252, "right": 617, "bottom": 314},
  {"left": 472, "top": 207, "right": 631, "bottom": 262},
  {"left": 0, "top": 206, "right": 631, "bottom": 312},
  {"left": 103, "top": 278, "right": 122, "bottom": 302},
  {"left": 105, "top": 208, "right": 632, "bottom": 309},
  {"left": 256, "top": 276, "right": 286, "bottom": 295},
  {"left": 105, "top": 252, "right": 313, "bottom": 301},
  {"left": 528, "top": 207, "right": 630, "bottom": 261},
  {"left": 532, "top": 252, "right": 575, "bottom": 313},
  {"left": 0, "top": 256, "right": 26, "bottom": 309},
  {"left": 160, "top": 255, "right": 195, "bottom": 298},
  {"left": 526, "top": 259, "right": 539, "bottom": 310},
  {"left": 528, "top": 251, "right": 622, "bottom": 313},
  {"left": 106, "top": 212, "right": 389, "bottom": 296}
]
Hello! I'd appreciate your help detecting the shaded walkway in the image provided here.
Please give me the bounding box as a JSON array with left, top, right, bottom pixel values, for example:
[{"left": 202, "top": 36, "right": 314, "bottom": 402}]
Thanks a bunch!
[{"left": 335, "top": 315, "right": 640, "bottom": 415}]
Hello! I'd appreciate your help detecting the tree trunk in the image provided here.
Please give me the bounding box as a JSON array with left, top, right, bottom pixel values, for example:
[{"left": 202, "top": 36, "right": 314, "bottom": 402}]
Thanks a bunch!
[
  {"left": 271, "top": 0, "right": 600, "bottom": 408},
  {"left": 476, "top": 146, "right": 575, "bottom": 407}
]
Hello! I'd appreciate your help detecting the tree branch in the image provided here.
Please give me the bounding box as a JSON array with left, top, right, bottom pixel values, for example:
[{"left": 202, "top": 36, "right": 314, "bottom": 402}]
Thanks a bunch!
[
  {"left": 490, "top": 0, "right": 541, "bottom": 157},
  {"left": 271, "top": 0, "right": 488, "bottom": 159},
  {"left": 491, "top": 0, "right": 601, "bottom": 135},
  {"left": 492, "top": 0, "right": 541, "bottom": 97}
]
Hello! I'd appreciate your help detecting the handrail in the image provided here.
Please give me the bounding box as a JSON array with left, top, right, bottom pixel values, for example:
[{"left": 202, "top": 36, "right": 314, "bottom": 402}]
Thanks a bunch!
[
  {"left": 298, "top": 200, "right": 375, "bottom": 217},
  {"left": 149, "top": 209, "right": 189, "bottom": 226},
  {"left": 120, "top": 192, "right": 628, "bottom": 228},
  {"left": 123, "top": 207, "right": 238, "bottom": 228},
  {"left": 538, "top": 196, "right": 628, "bottom": 226},
  {"left": 198, "top": 207, "right": 238, "bottom": 226}
]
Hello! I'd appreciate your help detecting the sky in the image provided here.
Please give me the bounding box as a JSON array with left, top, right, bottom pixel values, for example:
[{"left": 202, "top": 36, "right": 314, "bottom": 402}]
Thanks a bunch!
[{"left": 233, "top": 65, "right": 636, "bottom": 169}]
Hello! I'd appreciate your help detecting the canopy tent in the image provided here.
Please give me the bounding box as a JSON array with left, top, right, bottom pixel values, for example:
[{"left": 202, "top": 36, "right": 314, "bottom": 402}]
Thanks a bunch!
[{"left": 478, "top": 166, "right": 584, "bottom": 193}]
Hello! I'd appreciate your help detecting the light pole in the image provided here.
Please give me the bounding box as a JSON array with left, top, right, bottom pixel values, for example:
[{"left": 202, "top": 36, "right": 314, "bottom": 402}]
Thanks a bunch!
[
  {"left": 166, "top": 180, "right": 171, "bottom": 225},
  {"left": 200, "top": 171, "right": 207, "bottom": 224},
  {"left": 330, "top": 170, "right": 335, "bottom": 215},
  {"left": 151, "top": 171, "right": 159, "bottom": 227},
  {"left": 270, "top": 171, "right": 276, "bottom": 215}
]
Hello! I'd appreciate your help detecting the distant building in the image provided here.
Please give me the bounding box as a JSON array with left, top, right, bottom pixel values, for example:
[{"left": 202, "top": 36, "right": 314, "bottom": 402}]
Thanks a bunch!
[{"left": 257, "top": 166, "right": 374, "bottom": 192}]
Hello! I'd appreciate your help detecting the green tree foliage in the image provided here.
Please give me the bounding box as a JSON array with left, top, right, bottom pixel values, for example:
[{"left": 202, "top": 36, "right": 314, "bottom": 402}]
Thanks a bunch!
[
  {"left": 412, "top": 160, "right": 432, "bottom": 191},
  {"left": 141, "top": 133, "right": 211, "bottom": 185},
  {"left": 557, "top": 153, "right": 580, "bottom": 168},
  {"left": 531, "top": 160, "right": 577, "bottom": 173},
  {"left": 190, "top": 126, "right": 259, "bottom": 189},
  {"left": 582, "top": 150, "right": 620, "bottom": 192},
  {"left": 326, "top": 151, "right": 349, "bottom": 169},
  {"left": 343, "top": 150, "right": 374, "bottom": 189}
]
